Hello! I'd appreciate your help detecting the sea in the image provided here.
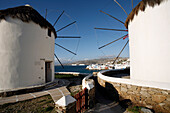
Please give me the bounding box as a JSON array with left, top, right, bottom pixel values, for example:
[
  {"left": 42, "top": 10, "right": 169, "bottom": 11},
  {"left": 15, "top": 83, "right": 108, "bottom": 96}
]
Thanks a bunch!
[{"left": 55, "top": 65, "right": 99, "bottom": 74}]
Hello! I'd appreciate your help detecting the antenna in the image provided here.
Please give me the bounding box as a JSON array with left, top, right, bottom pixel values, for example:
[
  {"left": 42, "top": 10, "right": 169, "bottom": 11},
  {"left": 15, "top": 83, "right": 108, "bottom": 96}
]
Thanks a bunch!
[
  {"left": 132, "top": 0, "right": 133, "bottom": 9},
  {"left": 45, "top": 9, "right": 47, "bottom": 19}
]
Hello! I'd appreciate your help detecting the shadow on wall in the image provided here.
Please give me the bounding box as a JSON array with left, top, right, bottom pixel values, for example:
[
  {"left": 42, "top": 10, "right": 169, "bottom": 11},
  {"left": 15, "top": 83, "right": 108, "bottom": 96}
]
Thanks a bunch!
[
  {"left": 105, "top": 82, "right": 132, "bottom": 108},
  {"left": 105, "top": 82, "right": 119, "bottom": 102}
]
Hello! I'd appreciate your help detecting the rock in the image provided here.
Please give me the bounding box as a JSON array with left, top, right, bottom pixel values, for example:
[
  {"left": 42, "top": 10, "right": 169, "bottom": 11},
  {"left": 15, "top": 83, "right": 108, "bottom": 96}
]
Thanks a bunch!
[
  {"left": 121, "top": 87, "right": 128, "bottom": 92},
  {"left": 166, "top": 97, "right": 170, "bottom": 101},
  {"left": 152, "top": 95, "right": 166, "bottom": 103},
  {"left": 161, "top": 91, "right": 168, "bottom": 95},
  {"left": 131, "top": 86, "right": 137, "bottom": 90},
  {"left": 145, "top": 105, "right": 153, "bottom": 109},
  {"left": 127, "top": 84, "right": 132, "bottom": 89},
  {"left": 159, "top": 103, "right": 165, "bottom": 106},
  {"left": 141, "top": 108, "right": 153, "bottom": 113},
  {"left": 113, "top": 83, "right": 120, "bottom": 87},
  {"left": 140, "top": 91, "right": 150, "bottom": 97},
  {"left": 141, "top": 87, "right": 148, "bottom": 91}
]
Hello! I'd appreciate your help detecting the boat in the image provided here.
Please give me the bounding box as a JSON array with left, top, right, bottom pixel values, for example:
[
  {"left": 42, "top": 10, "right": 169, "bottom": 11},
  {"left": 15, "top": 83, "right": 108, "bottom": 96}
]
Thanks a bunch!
[
  {"left": 79, "top": 64, "right": 85, "bottom": 66},
  {"left": 71, "top": 64, "right": 77, "bottom": 66}
]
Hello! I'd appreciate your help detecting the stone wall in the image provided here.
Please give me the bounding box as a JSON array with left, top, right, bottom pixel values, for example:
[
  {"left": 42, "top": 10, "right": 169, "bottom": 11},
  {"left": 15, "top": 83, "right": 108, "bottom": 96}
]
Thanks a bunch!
[
  {"left": 55, "top": 102, "right": 76, "bottom": 113},
  {"left": 98, "top": 77, "right": 170, "bottom": 113},
  {"left": 82, "top": 74, "right": 95, "bottom": 109}
]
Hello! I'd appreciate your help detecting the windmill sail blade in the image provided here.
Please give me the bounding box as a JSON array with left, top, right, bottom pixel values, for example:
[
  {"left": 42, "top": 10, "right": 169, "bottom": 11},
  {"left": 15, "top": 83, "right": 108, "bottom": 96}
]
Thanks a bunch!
[
  {"left": 112, "top": 40, "right": 129, "bottom": 64},
  {"left": 98, "top": 34, "right": 128, "bottom": 49},
  {"left": 57, "top": 36, "right": 81, "bottom": 38},
  {"left": 100, "top": 10, "right": 125, "bottom": 25},
  {"left": 114, "top": 0, "right": 128, "bottom": 16},
  {"left": 56, "top": 21, "right": 76, "bottom": 32},
  {"left": 53, "top": 11, "right": 64, "bottom": 26},
  {"left": 94, "top": 27, "right": 128, "bottom": 32},
  {"left": 54, "top": 54, "right": 64, "bottom": 68},
  {"left": 45, "top": 9, "right": 47, "bottom": 19},
  {"left": 55, "top": 43, "right": 77, "bottom": 55},
  {"left": 132, "top": 0, "right": 133, "bottom": 9}
]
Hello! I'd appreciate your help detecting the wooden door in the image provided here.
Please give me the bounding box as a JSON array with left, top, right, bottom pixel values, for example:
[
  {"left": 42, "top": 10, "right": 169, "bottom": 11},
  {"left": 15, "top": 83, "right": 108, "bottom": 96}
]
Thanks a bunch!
[{"left": 45, "top": 62, "right": 52, "bottom": 83}]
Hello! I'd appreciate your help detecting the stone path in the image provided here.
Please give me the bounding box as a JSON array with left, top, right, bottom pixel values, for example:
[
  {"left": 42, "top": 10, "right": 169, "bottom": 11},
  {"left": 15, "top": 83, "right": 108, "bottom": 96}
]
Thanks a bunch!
[
  {"left": 86, "top": 76, "right": 126, "bottom": 113},
  {"left": 0, "top": 86, "right": 70, "bottom": 105},
  {"left": 86, "top": 88, "right": 125, "bottom": 113},
  {"left": 0, "top": 79, "right": 71, "bottom": 105}
]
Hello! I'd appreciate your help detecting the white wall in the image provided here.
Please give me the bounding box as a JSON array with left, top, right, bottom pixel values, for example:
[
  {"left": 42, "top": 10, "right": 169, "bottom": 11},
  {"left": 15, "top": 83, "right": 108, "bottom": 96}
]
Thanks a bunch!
[
  {"left": 98, "top": 71, "right": 170, "bottom": 90},
  {"left": 0, "top": 17, "right": 55, "bottom": 90},
  {"left": 129, "top": 1, "right": 170, "bottom": 83}
]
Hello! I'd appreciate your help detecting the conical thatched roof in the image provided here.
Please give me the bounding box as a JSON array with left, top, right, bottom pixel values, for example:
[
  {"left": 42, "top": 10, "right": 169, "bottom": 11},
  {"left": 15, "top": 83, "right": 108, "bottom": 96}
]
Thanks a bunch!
[
  {"left": 125, "top": 0, "right": 165, "bottom": 29},
  {"left": 0, "top": 5, "right": 57, "bottom": 37}
]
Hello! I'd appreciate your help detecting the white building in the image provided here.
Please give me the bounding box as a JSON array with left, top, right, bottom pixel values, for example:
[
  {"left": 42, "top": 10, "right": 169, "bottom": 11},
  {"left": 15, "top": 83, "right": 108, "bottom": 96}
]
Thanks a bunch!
[
  {"left": 125, "top": 0, "right": 170, "bottom": 83},
  {"left": 0, "top": 5, "right": 57, "bottom": 90}
]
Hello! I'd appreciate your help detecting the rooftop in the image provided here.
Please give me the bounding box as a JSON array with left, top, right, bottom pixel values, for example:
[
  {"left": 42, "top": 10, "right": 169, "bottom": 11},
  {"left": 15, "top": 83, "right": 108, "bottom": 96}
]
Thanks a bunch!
[
  {"left": 0, "top": 5, "right": 57, "bottom": 37},
  {"left": 125, "top": 0, "right": 164, "bottom": 29}
]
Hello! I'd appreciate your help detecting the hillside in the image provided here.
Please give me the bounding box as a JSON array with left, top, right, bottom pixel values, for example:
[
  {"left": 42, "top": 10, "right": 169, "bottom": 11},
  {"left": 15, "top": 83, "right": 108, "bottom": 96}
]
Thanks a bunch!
[{"left": 64, "top": 57, "right": 129, "bottom": 65}]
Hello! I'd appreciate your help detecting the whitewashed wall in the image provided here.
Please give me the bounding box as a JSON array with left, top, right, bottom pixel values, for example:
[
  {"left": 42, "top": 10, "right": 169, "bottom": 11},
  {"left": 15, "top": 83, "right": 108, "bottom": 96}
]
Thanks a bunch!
[
  {"left": 0, "top": 17, "right": 55, "bottom": 90},
  {"left": 128, "top": 1, "right": 170, "bottom": 83}
]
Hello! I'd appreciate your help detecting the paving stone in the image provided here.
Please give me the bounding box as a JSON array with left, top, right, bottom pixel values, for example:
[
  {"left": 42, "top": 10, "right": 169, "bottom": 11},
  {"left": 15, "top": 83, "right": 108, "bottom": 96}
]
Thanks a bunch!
[
  {"left": 33, "top": 92, "right": 48, "bottom": 97},
  {"left": 0, "top": 85, "right": 71, "bottom": 105}
]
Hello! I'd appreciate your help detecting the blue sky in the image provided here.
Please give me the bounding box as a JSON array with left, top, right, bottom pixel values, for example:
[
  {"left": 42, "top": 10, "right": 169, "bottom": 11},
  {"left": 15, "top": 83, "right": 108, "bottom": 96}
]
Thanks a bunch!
[{"left": 0, "top": 0, "right": 141, "bottom": 63}]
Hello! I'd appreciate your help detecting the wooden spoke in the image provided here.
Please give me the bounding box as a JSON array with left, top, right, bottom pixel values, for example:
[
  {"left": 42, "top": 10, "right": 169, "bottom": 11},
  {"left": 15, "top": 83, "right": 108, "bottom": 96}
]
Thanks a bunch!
[
  {"left": 98, "top": 34, "right": 128, "bottom": 49},
  {"left": 114, "top": 0, "right": 128, "bottom": 16},
  {"left": 56, "top": 21, "right": 76, "bottom": 32},
  {"left": 53, "top": 11, "right": 64, "bottom": 26},
  {"left": 100, "top": 10, "right": 125, "bottom": 24},
  {"left": 54, "top": 54, "right": 64, "bottom": 68},
  {"left": 112, "top": 40, "right": 129, "bottom": 64},
  {"left": 94, "top": 27, "right": 128, "bottom": 32},
  {"left": 55, "top": 43, "right": 76, "bottom": 55}
]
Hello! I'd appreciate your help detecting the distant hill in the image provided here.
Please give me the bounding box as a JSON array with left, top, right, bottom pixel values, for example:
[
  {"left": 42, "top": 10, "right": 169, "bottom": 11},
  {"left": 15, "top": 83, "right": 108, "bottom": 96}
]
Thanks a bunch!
[{"left": 63, "top": 57, "right": 129, "bottom": 65}]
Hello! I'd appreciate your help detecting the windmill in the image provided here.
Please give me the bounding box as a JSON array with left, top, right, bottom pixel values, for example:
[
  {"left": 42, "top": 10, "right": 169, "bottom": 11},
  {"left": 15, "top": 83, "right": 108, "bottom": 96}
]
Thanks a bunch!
[
  {"left": 46, "top": 10, "right": 81, "bottom": 68},
  {"left": 95, "top": 0, "right": 134, "bottom": 64}
]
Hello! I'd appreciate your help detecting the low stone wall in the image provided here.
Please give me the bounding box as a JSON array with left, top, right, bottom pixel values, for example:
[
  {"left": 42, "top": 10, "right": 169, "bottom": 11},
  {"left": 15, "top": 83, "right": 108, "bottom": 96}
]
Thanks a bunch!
[
  {"left": 55, "top": 72, "right": 89, "bottom": 76},
  {"left": 55, "top": 101, "right": 76, "bottom": 113},
  {"left": 82, "top": 74, "right": 95, "bottom": 109},
  {"left": 98, "top": 76, "right": 170, "bottom": 113}
]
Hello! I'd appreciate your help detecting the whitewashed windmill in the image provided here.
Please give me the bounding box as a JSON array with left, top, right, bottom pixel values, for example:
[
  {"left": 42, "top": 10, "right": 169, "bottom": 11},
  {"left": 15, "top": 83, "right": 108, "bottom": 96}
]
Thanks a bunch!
[
  {"left": 0, "top": 5, "right": 80, "bottom": 90},
  {"left": 96, "top": 0, "right": 170, "bottom": 83}
]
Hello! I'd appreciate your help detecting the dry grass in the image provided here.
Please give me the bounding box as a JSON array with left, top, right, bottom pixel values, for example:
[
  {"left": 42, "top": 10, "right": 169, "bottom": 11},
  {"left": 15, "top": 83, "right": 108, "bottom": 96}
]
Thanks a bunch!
[{"left": 0, "top": 95, "right": 56, "bottom": 113}]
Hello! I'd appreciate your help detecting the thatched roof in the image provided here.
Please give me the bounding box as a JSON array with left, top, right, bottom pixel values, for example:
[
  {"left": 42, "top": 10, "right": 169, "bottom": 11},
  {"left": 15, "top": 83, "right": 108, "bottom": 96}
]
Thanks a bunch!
[
  {"left": 0, "top": 6, "right": 57, "bottom": 37},
  {"left": 125, "top": 0, "right": 164, "bottom": 29}
]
